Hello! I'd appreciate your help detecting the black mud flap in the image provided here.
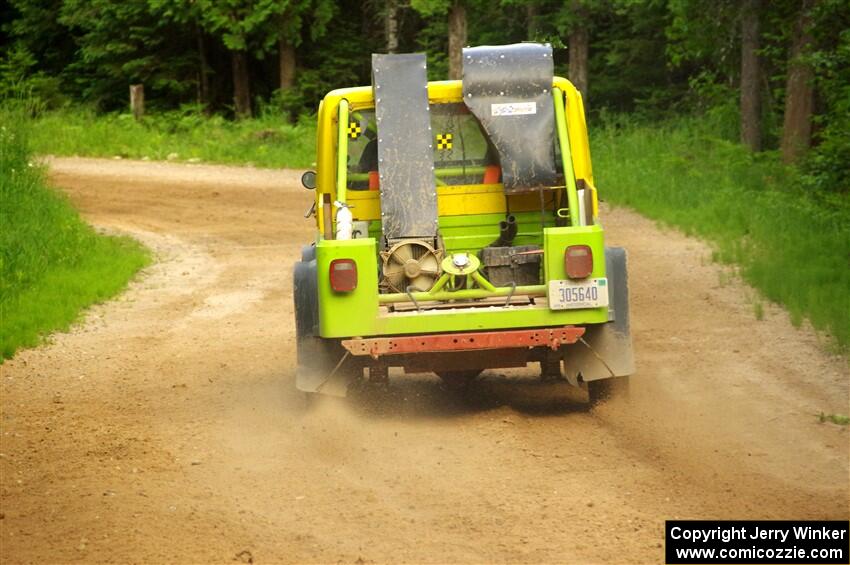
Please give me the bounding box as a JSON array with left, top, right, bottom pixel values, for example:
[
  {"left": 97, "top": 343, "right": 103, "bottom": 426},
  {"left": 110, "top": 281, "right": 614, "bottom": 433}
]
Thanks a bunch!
[
  {"left": 293, "top": 254, "right": 354, "bottom": 397},
  {"left": 461, "top": 43, "right": 557, "bottom": 193},
  {"left": 563, "top": 247, "right": 635, "bottom": 383}
]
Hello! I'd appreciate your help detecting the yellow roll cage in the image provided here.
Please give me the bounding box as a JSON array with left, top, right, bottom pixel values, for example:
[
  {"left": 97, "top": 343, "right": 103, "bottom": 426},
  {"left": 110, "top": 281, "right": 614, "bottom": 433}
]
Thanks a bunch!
[{"left": 313, "top": 77, "right": 597, "bottom": 232}]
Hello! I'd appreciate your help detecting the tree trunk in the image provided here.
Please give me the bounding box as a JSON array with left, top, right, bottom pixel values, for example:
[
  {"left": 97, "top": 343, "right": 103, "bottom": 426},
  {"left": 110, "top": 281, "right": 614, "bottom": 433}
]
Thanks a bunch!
[
  {"left": 526, "top": 2, "right": 537, "bottom": 40},
  {"left": 195, "top": 22, "right": 209, "bottom": 108},
  {"left": 231, "top": 50, "right": 252, "bottom": 119},
  {"left": 448, "top": 1, "right": 467, "bottom": 80},
  {"left": 781, "top": 0, "right": 815, "bottom": 164},
  {"left": 740, "top": 0, "right": 761, "bottom": 152},
  {"left": 279, "top": 39, "right": 296, "bottom": 91},
  {"left": 568, "top": 0, "right": 589, "bottom": 103},
  {"left": 386, "top": 0, "right": 399, "bottom": 53}
]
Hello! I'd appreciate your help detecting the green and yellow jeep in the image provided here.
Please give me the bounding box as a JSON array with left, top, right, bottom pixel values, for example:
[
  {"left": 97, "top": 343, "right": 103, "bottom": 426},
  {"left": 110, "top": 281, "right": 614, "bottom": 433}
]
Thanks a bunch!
[{"left": 294, "top": 43, "right": 634, "bottom": 403}]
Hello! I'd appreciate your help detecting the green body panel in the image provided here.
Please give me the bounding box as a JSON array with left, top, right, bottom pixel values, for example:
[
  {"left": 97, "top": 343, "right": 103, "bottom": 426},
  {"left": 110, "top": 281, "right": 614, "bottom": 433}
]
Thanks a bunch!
[
  {"left": 543, "top": 224, "right": 606, "bottom": 281},
  {"left": 316, "top": 238, "right": 379, "bottom": 337},
  {"left": 316, "top": 221, "right": 608, "bottom": 338},
  {"left": 439, "top": 212, "right": 555, "bottom": 253}
]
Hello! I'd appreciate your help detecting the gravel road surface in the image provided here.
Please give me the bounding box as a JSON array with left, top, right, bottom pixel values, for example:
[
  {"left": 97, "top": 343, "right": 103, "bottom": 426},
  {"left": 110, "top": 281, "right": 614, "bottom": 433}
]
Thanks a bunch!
[{"left": 1, "top": 157, "right": 847, "bottom": 563}]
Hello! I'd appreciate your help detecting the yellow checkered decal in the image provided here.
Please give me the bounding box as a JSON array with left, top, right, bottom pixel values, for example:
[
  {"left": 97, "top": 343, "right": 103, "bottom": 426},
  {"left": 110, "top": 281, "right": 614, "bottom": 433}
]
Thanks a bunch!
[
  {"left": 348, "top": 121, "right": 362, "bottom": 139},
  {"left": 436, "top": 133, "right": 453, "bottom": 150}
]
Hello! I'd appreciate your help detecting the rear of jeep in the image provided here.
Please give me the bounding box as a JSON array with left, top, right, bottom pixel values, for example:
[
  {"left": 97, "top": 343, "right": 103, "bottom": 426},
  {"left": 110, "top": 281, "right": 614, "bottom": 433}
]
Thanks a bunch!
[{"left": 293, "top": 43, "right": 634, "bottom": 402}]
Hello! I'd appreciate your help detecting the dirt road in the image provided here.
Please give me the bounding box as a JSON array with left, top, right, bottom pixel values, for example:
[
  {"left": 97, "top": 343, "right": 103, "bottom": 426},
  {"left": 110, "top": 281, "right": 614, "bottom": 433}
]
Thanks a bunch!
[{"left": 1, "top": 157, "right": 847, "bottom": 564}]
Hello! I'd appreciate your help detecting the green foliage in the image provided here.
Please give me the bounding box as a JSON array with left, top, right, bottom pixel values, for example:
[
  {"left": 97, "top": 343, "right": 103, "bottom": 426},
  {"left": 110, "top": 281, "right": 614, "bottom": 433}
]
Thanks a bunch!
[
  {"left": 0, "top": 0, "right": 845, "bottom": 188},
  {"left": 0, "top": 106, "right": 149, "bottom": 359},
  {"left": 195, "top": 0, "right": 283, "bottom": 55},
  {"left": 2, "top": 0, "right": 847, "bottom": 176},
  {"left": 58, "top": 0, "right": 198, "bottom": 109},
  {"left": 469, "top": 1, "right": 527, "bottom": 50},
  {"left": 416, "top": 13, "right": 450, "bottom": 80},
  {"left": 28, "top": 106, "right": 316, "bottom": 169},
  {"left": 666, "top": 0, "right": 739, "bottom": 71},
  {"left": 283, "top": 0, "right": 380, "bottom": 111},
  {"left": 190, "top": 0, "right": 334, "bottom": 58},
  {"left": 587, "top": 1, "right": 679, "bottom": 114},
  {"left": 818, "top": 412, "right": 850, "bottom": 426},
  {"left": 803, "top": 1, "right": 850, "bottom": 193},
  {"left": 0, "top": 44, "right": 68, "bottom": 110},
  {"left": 4, "top": 0, "right": 76, "bottom": 91},
  {"left": 410, "top": 0, "right": 451, "bottom": 18},
  {"left": 592, "top": 116, "right": 850, "bottom": 351}
]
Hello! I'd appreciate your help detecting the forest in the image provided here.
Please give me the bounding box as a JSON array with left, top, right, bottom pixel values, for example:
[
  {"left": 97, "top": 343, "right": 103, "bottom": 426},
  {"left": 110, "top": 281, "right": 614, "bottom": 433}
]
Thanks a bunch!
[{"left": 1, "top": 0, "right": 848, "bottom": 189}]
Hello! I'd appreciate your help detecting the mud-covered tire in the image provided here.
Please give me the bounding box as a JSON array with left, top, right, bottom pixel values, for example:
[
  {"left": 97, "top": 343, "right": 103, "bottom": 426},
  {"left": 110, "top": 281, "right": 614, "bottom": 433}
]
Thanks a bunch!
[
  {"left": 587, "top": 375, "right": 630, "bottom": 407},
  {"left": 294, "top": 258, "right": 319, "bottom": 363},
  {"left": 436, "top": 370, "right": 483, "bottom": 390},
  {"left": 294, "top": 249, "right": 355, "bottom": 392},
  {"left": 293, "top": 248, "right": 318, "bottom": 345}
]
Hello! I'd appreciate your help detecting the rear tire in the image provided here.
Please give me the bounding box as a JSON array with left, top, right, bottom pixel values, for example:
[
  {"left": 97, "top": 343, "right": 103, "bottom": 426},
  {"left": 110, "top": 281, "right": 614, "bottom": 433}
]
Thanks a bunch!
[
  {"left": 587, "top": 375, "right": 630, "bottom": 407},
  {"left": 293, "top": 256, "right": 319, "bottom": 366},
  {"left": 436, "top": 369, "right": 482, "bottom": 390},
  {"left": 294, "top": 254, "right": 358, "bottom": 393}
]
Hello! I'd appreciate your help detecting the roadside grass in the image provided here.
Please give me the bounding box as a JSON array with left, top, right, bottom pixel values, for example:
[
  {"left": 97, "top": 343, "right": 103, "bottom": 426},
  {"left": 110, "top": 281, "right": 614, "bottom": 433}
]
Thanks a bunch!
[
  {"left": 28, "top": 106, "right": 316, "bottom": 169},
  {"left": 592, "top": 116, "right": 850, "bottom": 352},
  {"left": 1, "top": 107, "right": 150, "bottom": 360},
  {"left": 818, "top": 413, "right": 850, "bottom": 426}
]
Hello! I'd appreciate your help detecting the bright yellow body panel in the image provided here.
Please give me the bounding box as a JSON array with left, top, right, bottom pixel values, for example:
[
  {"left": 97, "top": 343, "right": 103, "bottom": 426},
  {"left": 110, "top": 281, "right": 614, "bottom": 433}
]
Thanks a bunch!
[
  {"left": 314, "top": 78, "right": 597, "bottom": 230},
  {"left": 347, "top": 184, "right": 559, "bottom": 221}
]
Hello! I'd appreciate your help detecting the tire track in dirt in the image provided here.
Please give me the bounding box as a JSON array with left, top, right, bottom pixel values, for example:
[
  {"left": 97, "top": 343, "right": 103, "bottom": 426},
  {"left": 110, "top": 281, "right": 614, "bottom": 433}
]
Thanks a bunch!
[{"left": 1, "top": 157, "right": 846, "bottom": 564}]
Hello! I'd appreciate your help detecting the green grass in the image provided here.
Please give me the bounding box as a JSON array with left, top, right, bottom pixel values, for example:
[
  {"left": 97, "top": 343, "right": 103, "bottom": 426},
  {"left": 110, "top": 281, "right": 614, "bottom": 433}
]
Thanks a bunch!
[
  {"left": 818, "top": 412, "right": 850, "bottom": 426},
  {"left": 1, "top": 107, "right": 150, "bottom": 359},
  {"left": 592, "top": 116, "right": 850, "bottom": 351},
  {"left": 753, "top": 300, "right": 765, "bottom": 321},
  {"left": 28, "top": 106, "right": 316, "bottom": 169}
]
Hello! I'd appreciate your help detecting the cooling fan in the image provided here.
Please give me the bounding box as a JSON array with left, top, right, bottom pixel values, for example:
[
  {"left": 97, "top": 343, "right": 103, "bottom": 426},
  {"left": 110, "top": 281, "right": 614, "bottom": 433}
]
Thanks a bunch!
[{"left": 380, "top": 240, "right": 443, "bottom": 293}]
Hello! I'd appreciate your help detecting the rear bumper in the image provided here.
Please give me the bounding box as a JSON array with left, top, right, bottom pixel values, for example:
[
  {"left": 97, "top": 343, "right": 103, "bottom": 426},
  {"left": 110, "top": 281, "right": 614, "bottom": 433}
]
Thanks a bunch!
[{"left": 341, "top": 325, "right": 585, "bottom": 359}]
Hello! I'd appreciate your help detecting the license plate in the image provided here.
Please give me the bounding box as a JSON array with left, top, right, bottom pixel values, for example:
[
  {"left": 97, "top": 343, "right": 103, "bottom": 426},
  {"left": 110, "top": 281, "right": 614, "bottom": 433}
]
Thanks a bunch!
[{"left": 548, "top": 278, "right": 609, "bottom": 310}]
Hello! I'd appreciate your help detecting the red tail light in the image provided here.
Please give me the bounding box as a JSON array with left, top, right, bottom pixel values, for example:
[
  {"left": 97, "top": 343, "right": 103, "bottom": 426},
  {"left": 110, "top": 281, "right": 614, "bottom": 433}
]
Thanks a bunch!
[
  {"left": 330, "top": 259, "right": 357, "bottom": 292},
  {"left": 565, "top": 245, "right": 593, "bottom": 279}
]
